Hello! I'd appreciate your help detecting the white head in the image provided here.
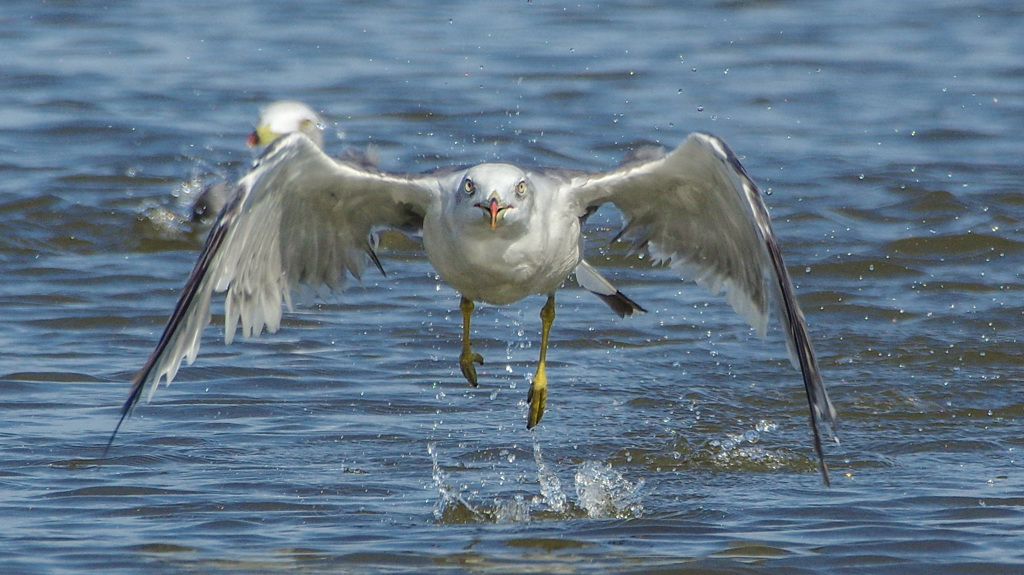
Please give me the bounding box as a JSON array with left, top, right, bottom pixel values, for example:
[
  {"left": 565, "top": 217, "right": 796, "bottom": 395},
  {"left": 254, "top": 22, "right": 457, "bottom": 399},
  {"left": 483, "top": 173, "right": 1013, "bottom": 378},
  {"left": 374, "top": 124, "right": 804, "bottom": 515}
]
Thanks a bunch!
[
  {"left": 248, "top": 100, "right": 324, "bottom": 148},
  {"left": 453, "top": 163, "right": 536, "bottom": 233}
]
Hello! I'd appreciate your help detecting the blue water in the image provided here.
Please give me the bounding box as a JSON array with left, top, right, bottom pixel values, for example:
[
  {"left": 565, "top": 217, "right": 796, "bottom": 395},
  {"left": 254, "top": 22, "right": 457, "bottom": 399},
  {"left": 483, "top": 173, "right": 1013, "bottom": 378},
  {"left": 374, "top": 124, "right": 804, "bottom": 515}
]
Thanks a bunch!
[{"left": 3, "top": 1, "right": 1024, "bottom": 573}]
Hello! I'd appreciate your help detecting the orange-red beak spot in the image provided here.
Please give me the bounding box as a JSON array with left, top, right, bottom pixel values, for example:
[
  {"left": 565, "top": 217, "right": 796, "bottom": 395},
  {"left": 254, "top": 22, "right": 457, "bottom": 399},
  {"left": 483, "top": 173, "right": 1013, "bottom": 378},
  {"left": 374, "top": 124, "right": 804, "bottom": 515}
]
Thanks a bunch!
[
  {"left": 488, "top": 198, "right": 500, "bottom": 230},
  {"left": 246, "top": 131, "right": 260, "bottom": 147}
]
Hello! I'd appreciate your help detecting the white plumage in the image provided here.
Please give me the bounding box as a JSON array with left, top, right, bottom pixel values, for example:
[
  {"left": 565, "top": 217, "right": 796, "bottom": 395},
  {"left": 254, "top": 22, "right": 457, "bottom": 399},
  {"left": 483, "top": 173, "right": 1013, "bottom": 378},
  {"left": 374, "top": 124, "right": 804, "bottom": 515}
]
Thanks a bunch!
[{"left": 111, "top": 123, "right": 837, "bottom": 484}]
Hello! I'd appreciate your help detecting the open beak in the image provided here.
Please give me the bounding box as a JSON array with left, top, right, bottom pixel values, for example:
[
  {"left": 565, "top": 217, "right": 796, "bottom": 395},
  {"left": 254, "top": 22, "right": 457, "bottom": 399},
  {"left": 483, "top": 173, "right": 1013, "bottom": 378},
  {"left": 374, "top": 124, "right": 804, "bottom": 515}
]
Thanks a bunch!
[
  {"left": 476, "top": 197, "right": 510, "bottom": 230},
  {"left": 488, "top": 198, "right": 501, "bottom": 229}
]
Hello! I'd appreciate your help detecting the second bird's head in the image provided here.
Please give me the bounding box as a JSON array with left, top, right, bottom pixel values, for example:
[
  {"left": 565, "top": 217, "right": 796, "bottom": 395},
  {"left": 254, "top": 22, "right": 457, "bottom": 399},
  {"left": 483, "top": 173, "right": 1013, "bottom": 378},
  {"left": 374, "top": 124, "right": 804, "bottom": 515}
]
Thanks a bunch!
[{"left": 247, "top": 100, "right": 325, "bottom": 148}]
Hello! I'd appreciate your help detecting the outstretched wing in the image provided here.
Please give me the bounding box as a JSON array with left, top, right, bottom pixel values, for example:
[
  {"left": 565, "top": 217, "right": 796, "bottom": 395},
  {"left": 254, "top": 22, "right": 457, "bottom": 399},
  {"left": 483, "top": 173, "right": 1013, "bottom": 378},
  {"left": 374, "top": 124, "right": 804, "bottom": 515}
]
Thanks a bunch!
[
  {"left": 109, "top": 133, "right": 440, "bottom": 447},
  {"left": 566, "top": 132, "right": 837, "bottom": 485}
]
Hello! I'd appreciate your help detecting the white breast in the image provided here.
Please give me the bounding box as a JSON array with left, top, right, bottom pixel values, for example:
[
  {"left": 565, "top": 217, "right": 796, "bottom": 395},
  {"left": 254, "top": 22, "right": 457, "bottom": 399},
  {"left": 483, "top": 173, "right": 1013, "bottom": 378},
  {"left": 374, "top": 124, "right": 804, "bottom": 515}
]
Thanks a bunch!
[{"left": 423, "top": 188, "right": 581, "bottom": 305}]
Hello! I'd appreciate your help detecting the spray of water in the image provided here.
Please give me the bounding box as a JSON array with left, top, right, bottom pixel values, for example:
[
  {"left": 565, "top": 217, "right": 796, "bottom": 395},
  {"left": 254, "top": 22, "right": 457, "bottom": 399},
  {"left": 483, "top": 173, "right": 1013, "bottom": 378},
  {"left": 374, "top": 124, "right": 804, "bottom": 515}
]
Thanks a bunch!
[
  {"left": 428, "top": 442, "right": 485, "bottom": 522},
  {"left": 531, "top": 435, "right": 567, "bottom": 513},
  {"left": 574, "top": 460, "right": 645, "bottom": 519},
  {"left": 428, "top": 437, "right": 644, "bottom": 523}
]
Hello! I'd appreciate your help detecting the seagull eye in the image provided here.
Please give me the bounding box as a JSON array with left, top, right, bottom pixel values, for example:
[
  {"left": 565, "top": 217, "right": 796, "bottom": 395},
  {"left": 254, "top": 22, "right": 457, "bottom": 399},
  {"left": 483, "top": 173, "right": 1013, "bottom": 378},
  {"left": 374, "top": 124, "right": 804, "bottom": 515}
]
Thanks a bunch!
[
  {"left": 516, "top": 181, "right": 527, "bottom": 196},
  {"left": 463, "top": 179, "right": 475, "bottom": 194}
]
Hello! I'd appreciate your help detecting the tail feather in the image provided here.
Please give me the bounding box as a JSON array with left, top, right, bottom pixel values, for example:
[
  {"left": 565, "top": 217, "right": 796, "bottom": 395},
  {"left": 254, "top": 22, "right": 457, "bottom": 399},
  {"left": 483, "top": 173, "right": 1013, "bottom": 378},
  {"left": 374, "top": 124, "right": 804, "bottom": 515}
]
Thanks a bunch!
[{"left": 575, "top": 259, "right": 646, "bottom": 317}]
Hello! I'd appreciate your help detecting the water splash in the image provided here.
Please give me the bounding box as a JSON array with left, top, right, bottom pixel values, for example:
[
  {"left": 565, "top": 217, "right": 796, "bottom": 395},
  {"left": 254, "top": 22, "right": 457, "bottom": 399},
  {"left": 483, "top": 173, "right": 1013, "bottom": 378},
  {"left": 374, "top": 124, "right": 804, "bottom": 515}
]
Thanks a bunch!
[
  {"left": 532, "top": 436, "right": 567, "bottom": 513},
  {"left": 138, "top": 203, "right": 191, "bottom": 236},
  {"left": 701, "top": 420, "right": 810, "bottom": 473},
  {"left": 171, "top": 176, "right": 206, "bottom": 206},
  {"left": 429, "top": 438, "right": 643, "bottom": 523},
  {"left": 492, "top": 494, "right": 531, "bottom": 523},
  {"left": 574, "top": 461, "right": 645, "bottom": 519},
  {"left": 428, "top": 442, "right": 484, "bottom": 522}
]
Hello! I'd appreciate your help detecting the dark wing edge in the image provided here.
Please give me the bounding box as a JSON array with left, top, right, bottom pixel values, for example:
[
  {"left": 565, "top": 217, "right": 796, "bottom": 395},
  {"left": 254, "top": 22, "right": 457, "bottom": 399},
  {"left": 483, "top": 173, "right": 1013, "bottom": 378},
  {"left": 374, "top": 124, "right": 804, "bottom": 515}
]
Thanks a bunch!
[
  {"left": 104, "top": 133, "right": 436, "bottom": 457},
  {"left": 105, "top": 183, "right": 241, "bottom": 457},
  {"left": 570, "top": 132, "right": 838, "bottom": 485},
  {"left": 712, "top": 133, "right": 838, "bottom": 485}
]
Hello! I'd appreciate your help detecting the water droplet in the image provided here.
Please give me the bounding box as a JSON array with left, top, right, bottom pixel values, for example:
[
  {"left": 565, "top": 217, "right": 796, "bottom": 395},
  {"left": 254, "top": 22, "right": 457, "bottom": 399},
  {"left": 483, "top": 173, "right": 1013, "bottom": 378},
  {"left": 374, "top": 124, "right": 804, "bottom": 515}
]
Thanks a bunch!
[{"left": 574, "top": 461, "right": 645, "bottom": 519}]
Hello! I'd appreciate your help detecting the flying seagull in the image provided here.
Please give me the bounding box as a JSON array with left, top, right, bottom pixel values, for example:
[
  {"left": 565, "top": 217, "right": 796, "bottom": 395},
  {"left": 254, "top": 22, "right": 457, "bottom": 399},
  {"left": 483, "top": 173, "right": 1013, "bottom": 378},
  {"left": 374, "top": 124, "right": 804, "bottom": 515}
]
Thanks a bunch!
[{"left": 110, "top": 128, "right": 838, "bottom": 484}]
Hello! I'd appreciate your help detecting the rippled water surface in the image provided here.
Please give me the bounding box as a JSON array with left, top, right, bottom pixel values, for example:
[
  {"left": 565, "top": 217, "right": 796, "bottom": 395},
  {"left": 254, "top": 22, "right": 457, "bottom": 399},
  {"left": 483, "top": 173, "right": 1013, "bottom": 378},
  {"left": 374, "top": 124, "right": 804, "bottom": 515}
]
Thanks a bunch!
[{"left": 3, "top": 1, "right": 1024, "bottom": 573}]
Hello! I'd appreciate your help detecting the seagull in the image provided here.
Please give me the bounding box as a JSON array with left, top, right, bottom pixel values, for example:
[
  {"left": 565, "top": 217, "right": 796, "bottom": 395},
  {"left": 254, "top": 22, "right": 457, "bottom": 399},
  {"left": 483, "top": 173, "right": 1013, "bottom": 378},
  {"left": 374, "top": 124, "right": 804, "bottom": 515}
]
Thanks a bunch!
[
  {"left": 191, "top": 100, "right": 378, "bottom": 221},
  {"left": 109, "top": 128, "right": 838, "bottom": 484},
  {"left": 246, "top": 99, "right": 327, "bottom": 149}
]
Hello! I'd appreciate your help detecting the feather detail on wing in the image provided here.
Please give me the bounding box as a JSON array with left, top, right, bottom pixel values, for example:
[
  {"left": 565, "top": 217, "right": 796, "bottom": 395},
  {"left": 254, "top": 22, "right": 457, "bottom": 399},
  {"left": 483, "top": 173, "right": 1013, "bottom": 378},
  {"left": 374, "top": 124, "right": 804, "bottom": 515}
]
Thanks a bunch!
[
  {"left": 570, "top": 132, "right": 837, "bottom": 484},
  {"left": 574, "top": 135, "right": 772, "bottom": 336},
  {"left": 110, "top": 133, "right": 438, "bottom": 441}
]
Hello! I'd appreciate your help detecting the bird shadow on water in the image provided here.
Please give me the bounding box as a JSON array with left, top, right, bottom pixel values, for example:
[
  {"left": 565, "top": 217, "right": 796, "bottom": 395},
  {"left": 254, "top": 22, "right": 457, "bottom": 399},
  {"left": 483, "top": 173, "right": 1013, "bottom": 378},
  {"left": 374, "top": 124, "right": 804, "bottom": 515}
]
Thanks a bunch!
[{"left": 427, "top": 433, "right": 646, "bottom": 525}]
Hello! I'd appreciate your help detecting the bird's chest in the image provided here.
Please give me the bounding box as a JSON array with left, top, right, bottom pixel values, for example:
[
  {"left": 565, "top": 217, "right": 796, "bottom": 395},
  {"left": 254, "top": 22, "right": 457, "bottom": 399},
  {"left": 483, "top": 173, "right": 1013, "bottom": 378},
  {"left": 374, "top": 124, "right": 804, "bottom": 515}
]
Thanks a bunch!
[{"left": 423, "top": 212, "right": 580, "bottom": 305}]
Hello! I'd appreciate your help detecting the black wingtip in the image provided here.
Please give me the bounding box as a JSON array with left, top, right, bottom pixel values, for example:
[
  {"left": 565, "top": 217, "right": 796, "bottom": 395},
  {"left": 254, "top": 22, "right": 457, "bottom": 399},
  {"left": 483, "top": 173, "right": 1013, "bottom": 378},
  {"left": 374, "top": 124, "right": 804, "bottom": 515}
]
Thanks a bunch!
[
  {"left": 594, "top": 290, "right": 648, "bottom": 318},
  {"left": 367, "top": 243, "right": 387, "bottom": 278},
  {"left": 101, "top": 406, "right": 131, "bottom": 461},
  {"left": 753, "top": 196, "right": 836, "bottom": 487},
  {"left": 103, "top": 190, "right": 238, "bottom": 461},
  {"left": 810, "top": 414, "right": 831, "bottom": 487},
  {"left": 102, "top": 370, "right": 149, "bottom": 461}
]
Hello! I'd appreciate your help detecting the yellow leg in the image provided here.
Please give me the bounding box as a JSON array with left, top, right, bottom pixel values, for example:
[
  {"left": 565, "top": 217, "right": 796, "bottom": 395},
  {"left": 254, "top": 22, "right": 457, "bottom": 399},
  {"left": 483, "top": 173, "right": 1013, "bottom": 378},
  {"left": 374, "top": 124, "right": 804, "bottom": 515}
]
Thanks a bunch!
[
  {"left": 527, "top": 294, "right": 556, "bottom": 429},
  {"left": 458, "top": 296, "right": 484, "bottom": 387}
]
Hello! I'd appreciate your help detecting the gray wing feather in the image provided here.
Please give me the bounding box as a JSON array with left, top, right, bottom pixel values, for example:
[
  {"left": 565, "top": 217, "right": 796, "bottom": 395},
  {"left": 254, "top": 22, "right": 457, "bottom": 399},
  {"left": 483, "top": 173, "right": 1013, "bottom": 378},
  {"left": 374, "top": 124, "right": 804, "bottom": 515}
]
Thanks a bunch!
[
  {"left": 572, "top": 135, "right": 772, "bottom": 334},
  {"left": 108, "top": 133, "right": 437, "bottom": 448},
  {"left": 569, "top": 132, "right": 837, "bottom": 484}
]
